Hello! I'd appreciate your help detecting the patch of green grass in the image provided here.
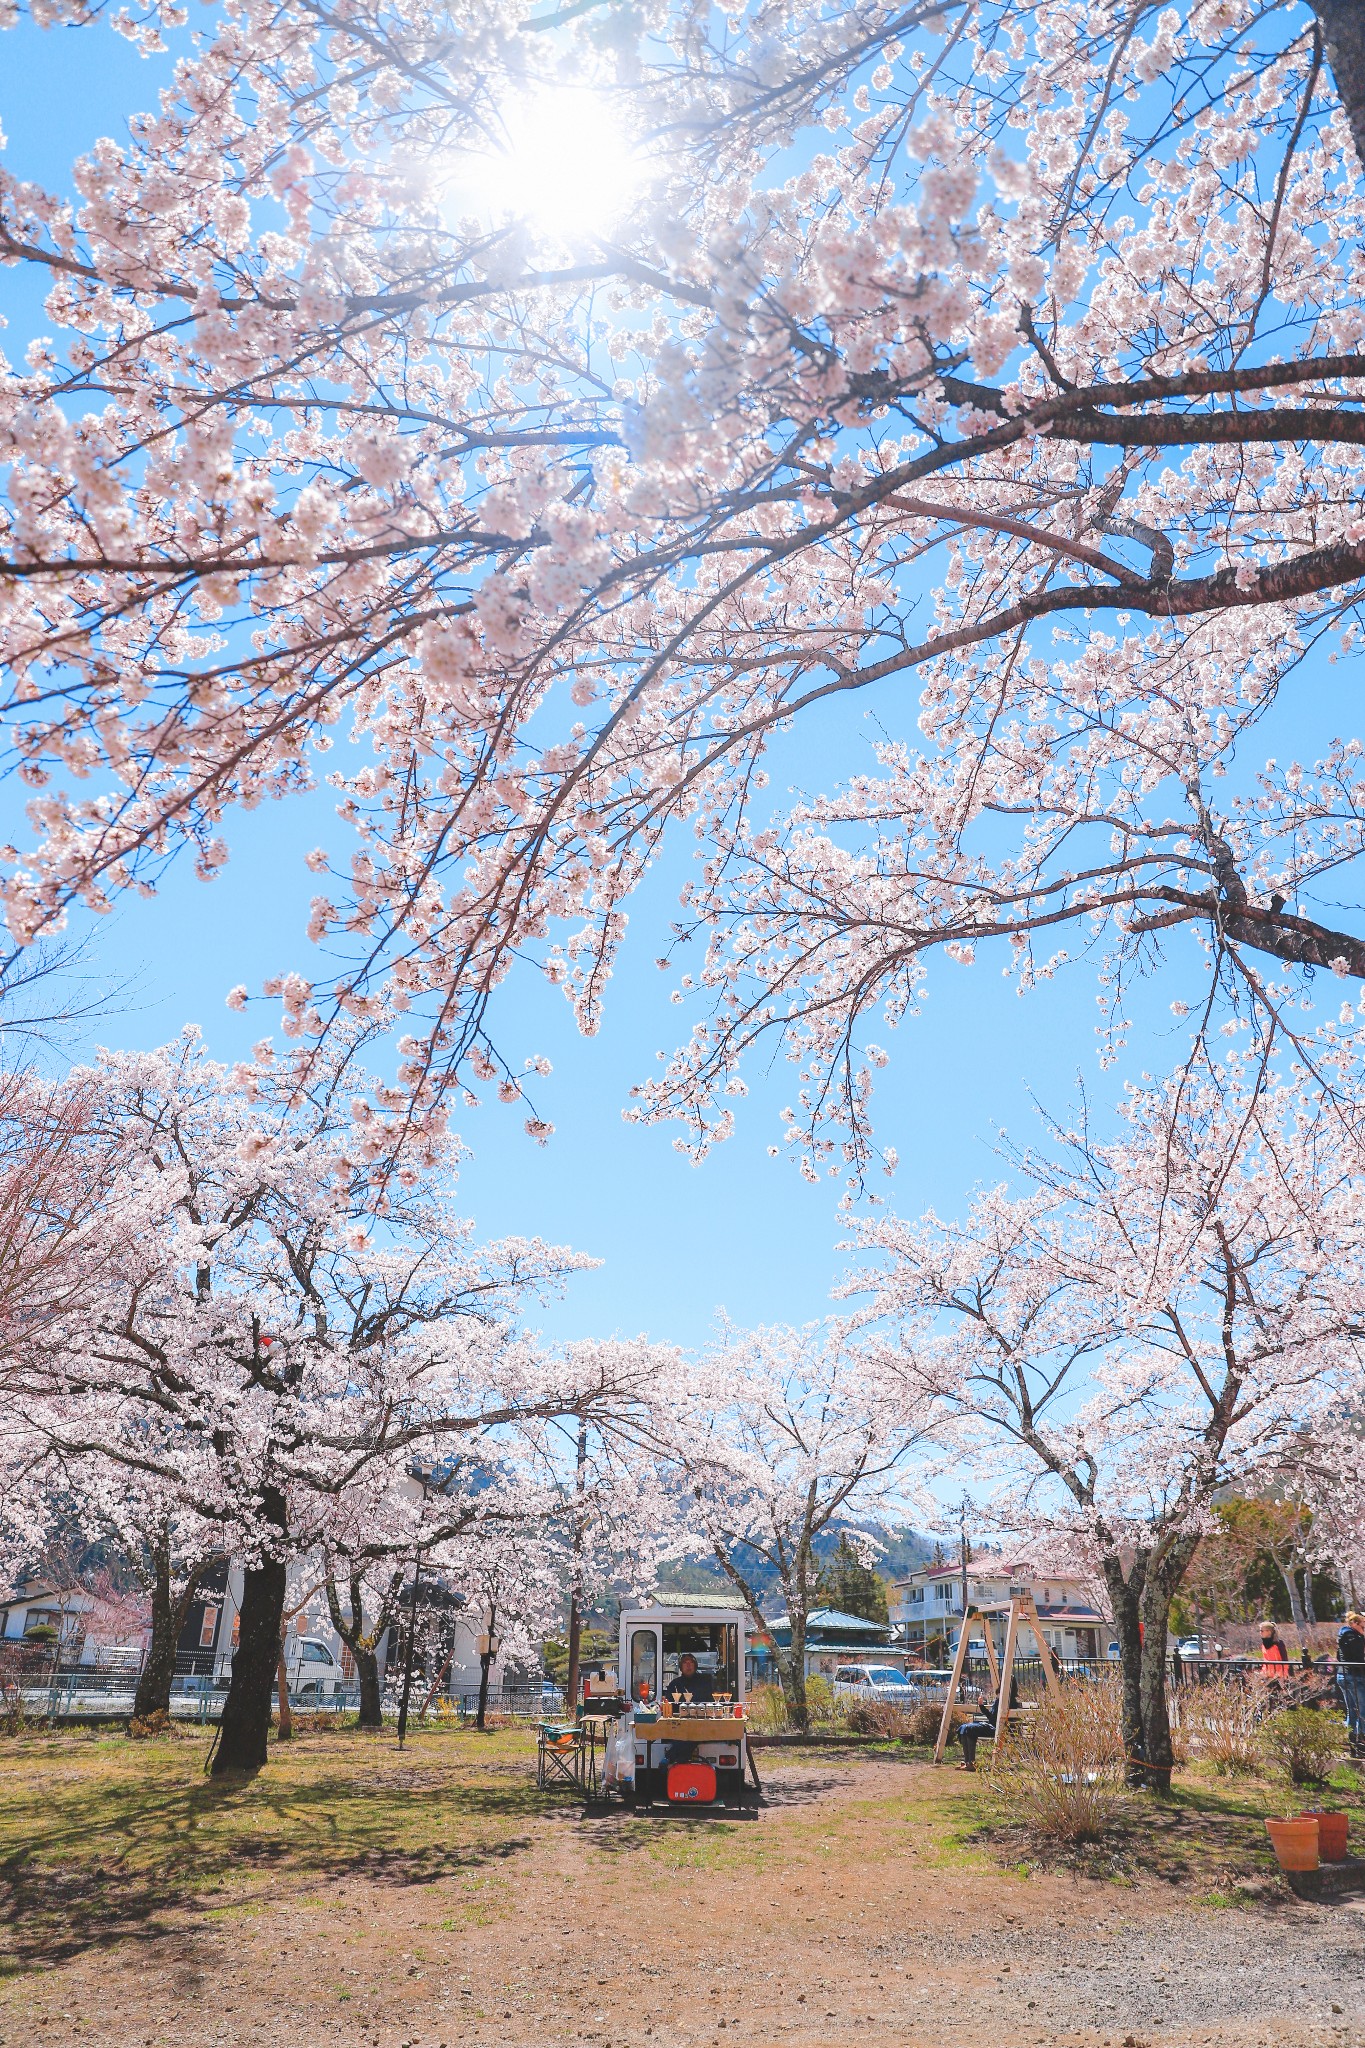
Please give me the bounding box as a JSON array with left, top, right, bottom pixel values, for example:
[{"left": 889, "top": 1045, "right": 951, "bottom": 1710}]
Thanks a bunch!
[{"left": 0, "top": 1723, "right": 541, "bottom": 1973}]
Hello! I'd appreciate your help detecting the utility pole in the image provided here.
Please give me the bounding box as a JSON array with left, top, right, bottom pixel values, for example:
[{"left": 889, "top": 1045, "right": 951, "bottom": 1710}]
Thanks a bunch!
[{"left": 959, "top": 1499, "right": 970, "bottom": 1657}]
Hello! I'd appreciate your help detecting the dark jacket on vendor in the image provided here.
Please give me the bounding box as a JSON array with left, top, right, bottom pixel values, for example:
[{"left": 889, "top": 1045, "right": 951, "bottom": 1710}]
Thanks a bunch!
[{"left": 664, "top": 1654, "right": 713, "bottom": 1705}]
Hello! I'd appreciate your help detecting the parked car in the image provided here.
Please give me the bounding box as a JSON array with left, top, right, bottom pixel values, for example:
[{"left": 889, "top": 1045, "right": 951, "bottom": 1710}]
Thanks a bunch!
[
  {"left": 832, "top": 1663, "right": 922, "bottom": 1703},
  {"left": 1175, "top": 1638, "right": 1203, "bottom": 1658},
  {"left": 286, "top": 1635, "right": 344, "bottom": 1698}
]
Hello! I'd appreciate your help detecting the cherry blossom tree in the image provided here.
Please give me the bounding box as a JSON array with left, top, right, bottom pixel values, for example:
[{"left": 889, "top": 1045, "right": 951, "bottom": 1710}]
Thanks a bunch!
[
  {"left": 6, "top": 1029, "right": 667, "bottom": 1772},
  {"left": 849, "top": 1050, "right": 1365, "bottom": 1786},
  {"left": 3, "top": 4, "right": 1365, "bottom": 1171},
  {"left": 663, "top": 1319, "right": 927, "bottom": 1732}
]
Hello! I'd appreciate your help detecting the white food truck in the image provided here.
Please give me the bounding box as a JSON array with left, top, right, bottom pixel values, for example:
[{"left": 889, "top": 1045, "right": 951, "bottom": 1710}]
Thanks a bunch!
[{"left": 616, "top": 1599, "right": 757, "bottom": 1811}]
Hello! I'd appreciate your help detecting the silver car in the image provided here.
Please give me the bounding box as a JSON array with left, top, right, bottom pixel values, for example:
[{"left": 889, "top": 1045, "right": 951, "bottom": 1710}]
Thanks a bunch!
[{"left": 832, "top": 1662, "right": 922, "bottom": 1703}]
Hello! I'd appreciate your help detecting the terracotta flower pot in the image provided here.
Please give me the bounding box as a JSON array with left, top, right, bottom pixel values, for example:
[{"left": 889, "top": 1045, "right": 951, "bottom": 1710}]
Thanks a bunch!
[
  {"left": 1302, "top": 1810, "right": 1349, "bottom": 1862},
  {"left": 1266, "top": 1816, "right": 1320, "bottom": 1872}
]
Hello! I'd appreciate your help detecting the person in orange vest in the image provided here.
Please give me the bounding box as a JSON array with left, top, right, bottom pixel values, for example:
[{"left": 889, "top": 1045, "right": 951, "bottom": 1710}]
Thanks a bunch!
[{"left": 1258, "top": 1620, "right": 1290, "bottom": 1678}]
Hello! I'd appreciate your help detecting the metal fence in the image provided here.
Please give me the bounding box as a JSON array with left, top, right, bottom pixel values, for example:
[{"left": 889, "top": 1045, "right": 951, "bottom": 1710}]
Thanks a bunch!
[{"left": 1, "top": 1651, "right": 561, "bottom": 1725}]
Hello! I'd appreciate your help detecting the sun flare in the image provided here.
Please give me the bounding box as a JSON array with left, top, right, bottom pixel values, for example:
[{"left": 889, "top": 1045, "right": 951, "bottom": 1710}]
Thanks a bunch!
[{"left": 454, "top": 88, "right": 640, "bottom": 243}]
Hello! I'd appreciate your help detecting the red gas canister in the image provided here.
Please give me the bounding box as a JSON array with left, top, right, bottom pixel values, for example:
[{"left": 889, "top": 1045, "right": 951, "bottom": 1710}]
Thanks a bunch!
[{"left": 667, "top": 1762, "right": 717, "bottom": 1803}]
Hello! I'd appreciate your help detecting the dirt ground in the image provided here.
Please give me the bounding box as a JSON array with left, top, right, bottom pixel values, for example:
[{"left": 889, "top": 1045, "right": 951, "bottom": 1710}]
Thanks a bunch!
[{"left": 2, "top": 1728, "right": 1363, "bottom": 2048}]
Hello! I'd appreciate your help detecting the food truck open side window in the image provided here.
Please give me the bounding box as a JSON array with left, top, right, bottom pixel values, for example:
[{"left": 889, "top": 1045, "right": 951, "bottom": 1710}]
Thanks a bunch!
[{"left": 629, "top": 1628, "right": 659, "bottom": 1703}]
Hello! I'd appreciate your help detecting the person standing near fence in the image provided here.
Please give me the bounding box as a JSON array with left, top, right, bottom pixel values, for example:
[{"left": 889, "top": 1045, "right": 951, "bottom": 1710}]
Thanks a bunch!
[
  {"left": 1336, "top": 1610, "right": 1365, "bottom": 1758},
  {"left": 1258, "top": 1620, "right": 1290, "bottom": 1682}
]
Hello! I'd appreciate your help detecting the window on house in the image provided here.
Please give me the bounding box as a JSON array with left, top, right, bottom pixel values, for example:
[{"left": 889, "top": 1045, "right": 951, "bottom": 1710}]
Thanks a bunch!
[{"left": 199, "top": 1605, "right": 219, "bottom": 1649}]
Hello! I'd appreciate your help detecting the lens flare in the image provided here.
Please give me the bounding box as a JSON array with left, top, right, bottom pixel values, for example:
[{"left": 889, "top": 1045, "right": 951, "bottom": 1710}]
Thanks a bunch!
[{"left": 452, "top": 88, "right": 640, "bottom": 243}]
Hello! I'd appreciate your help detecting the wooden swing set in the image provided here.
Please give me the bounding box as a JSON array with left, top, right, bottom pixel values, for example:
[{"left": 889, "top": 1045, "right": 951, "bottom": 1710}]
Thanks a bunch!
[{"left": 932, "top": 1591, "right": 1062, "bottom": 1766}]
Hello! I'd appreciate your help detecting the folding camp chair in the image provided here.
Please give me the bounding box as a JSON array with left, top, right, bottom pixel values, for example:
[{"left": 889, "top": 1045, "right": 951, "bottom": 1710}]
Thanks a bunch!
[{"left": 537, "top": 1720, "right": 589, "bottom": 1792}]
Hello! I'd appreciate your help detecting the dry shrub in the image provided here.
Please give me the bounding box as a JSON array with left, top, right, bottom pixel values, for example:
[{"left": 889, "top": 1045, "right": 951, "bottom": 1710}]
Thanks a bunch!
[
  {"left": 128, "top": 1709, "right": 171, "bottom": 1739},
  {"left": 1258, "top": 1705, "right": 1347, "bottom": 1786},
  {"left": 905, "top": 1699, "right": 972, "bottom": 1746},
  {"left": 744, "top": 1683, "right": 790, "bottom": 1735},
  {"left": 989, "top": 1677, "right": 1128, "bottom": 1846},
  {"left": 844, "top": 1699, "right": 920, "bottom": 1739},
  {"left": 1183, "top": 1679, "right": 1261, "bottom": 1775}
]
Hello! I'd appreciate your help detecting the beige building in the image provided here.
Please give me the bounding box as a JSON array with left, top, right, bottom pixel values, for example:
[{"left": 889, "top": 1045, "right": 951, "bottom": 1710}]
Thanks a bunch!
[{"left": 890, "top": 1559, "right": 1108, "bottom": 1663}]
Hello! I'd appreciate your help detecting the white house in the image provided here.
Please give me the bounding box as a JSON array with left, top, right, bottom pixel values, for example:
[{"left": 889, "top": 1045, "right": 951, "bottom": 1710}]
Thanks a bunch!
[
  {"left": 890, "top": 1558, "right": 1108, "bottom": 1663},
  {"left": 0, "top": 1578, "right": 148, "bottom": 1665}
]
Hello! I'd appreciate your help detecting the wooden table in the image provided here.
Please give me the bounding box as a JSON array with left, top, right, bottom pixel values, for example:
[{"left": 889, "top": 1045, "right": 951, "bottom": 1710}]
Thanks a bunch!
[{"left": 635, "top": 1716, "right": 748, "bottom": 1743}]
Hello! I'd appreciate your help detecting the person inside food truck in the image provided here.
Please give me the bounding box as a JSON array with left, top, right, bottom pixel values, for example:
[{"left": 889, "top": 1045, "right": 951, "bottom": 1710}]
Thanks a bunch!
[{"left": 664, "top": 1651, "right": 714, "bottom": 1707}]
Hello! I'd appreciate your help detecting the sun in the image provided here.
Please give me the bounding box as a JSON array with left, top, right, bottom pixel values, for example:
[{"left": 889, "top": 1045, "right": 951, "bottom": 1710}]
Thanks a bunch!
[{"left": 451, "top": 88, "right": 641, "bottom": 244}]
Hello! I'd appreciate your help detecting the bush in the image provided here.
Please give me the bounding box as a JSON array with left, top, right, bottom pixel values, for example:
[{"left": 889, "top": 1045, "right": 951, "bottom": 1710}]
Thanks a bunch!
[
  {"left": 845, "top": 1699, "right": 917, "bottom": 1738},
  {"left": 989, "top": 1677, "right": 1128, "bottom": 1846},
  {"left": 128, "top": 1709, "right": 171, "bottom": 1739},
  {"left": 1183, "top": 1679, "right": 1261, "bottom": 1775},
  {"left": 1259, "top": 1706, "right": 1347, "bottom": 1786},
  {"left": 803, "top": 1674, "right": 836, "bottom": 1728},
  {"left": 744, "top": 1683, "right": 790, "bottom": 1735},
  {"left": 909, "top": 1699, "right": 973, "bottom": 1747}
]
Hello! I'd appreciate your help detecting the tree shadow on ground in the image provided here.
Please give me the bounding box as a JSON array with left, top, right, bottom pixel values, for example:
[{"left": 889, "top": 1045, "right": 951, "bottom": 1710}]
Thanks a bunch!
[{"left": 0, "top": 1763, "right": 542, "bottom": 1968}]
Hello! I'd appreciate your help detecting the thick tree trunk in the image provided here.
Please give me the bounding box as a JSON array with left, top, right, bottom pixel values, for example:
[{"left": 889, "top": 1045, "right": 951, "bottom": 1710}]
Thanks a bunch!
[
  {"left": 1136, "top": 1585, "right": 1176, "bottom": 1793},
  {"left": 212, "top": 1500, "right": 287, "bottom": 1777},
  {"left": 356, "top": 1646, "right": 383, "bottom": 1729},
  {"left": 275, "top": 1648, "right": 293, "bottom": 1740},
  {"left": 784, "top": 1615, "right": 809, "bottom": 1735},
  {"left": 1317, "top": 1, "right": 1365, "bottom": 171},
  {"left": 477, "top": 1651, "right": 493, "bottom": 1730},
  {"left": 565, "top": 1592, "right": 582, "bottom": 1714},
  {"left": 134, "top": 1535, "right": 204, "bottom": 1722},
  {"left": 1101, "top": 1557, "right": 1146, "bottom": 1788},
  {"left": 1278, "top": 1562, "right": 1307, "bottom": 1632},
  {"left": 323, "top": 1569, "right": 392, "bottom": 1730}
]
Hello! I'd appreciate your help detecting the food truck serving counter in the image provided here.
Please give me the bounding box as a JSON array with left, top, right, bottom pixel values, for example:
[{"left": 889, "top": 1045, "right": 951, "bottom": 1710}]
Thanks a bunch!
[{"left": 613, "top": 1600, "right": 757, "bottom": 1811}]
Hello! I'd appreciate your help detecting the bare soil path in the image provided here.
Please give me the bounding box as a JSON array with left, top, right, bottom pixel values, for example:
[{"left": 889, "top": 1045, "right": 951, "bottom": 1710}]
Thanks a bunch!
[{"left": 1, "top": 1729, "right": 1361, "bottom": 2048}]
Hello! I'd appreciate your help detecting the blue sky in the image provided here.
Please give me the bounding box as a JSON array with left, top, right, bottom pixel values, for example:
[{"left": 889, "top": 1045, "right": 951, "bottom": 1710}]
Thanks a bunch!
[{"left": 1, "top": 17, "right": 1353, "bottom": 1355}]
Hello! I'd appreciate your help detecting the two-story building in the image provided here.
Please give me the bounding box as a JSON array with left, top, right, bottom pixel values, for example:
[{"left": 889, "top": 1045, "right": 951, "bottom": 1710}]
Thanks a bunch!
[{"left": 890, "top": 1559, "right": 1108, "bottom": 1664}]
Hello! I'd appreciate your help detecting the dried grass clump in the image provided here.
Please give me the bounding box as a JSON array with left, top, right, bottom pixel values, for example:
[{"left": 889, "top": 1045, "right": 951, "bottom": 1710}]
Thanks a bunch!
[
  {"left": 989, "top": 1677, "right": 1128, "bottom": 1845},
  {"left": 744, "top": 1683, "right": 790, "bottom": 1735},
  {"left": 127, "top": 1708, "right": 171, "bottom": 1739},
  {"left": 1258, "top": 1705, "right": 1347, "bottom": 1786},
  {"left": 844, "top": 1699, "right": 920, "bottom": 1739},
  {"left": 1183, "top": 1679, "right": 1261, "bottom": 1775}
]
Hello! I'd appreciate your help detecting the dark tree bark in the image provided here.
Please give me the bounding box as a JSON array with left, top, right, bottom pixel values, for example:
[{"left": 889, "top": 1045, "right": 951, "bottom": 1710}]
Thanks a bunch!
[
  {"left": 476, "top": 1604, "right": 497, "bottom": 1731},
  {"left": 1101, "top": 1533, "right": 1199, "bottom": 1792},
  {"left": 211, "top": 1492, "right": 287, "bottom": 1776},
  {"left": 1101, "top": 1557, "right": 1145, "bottom": 1787},
  {"left": 1317, "top": 1, "right": 1365, "bottom": 169},
  {"left": 275, "top": 1646, "right": 293, "bottom": 1740},
  {"left": 324, "top": 1567, "right": 401, "bottom": 1731},
  {"left": 133, "top": 1530, "right": 210, "bottom": 1723},
  {"left": 357, "top": 1645, "right": 383, "bottom": 1728},
  {"left": 564, "top": 1412, "right": 589, "bottom": 1712}
]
